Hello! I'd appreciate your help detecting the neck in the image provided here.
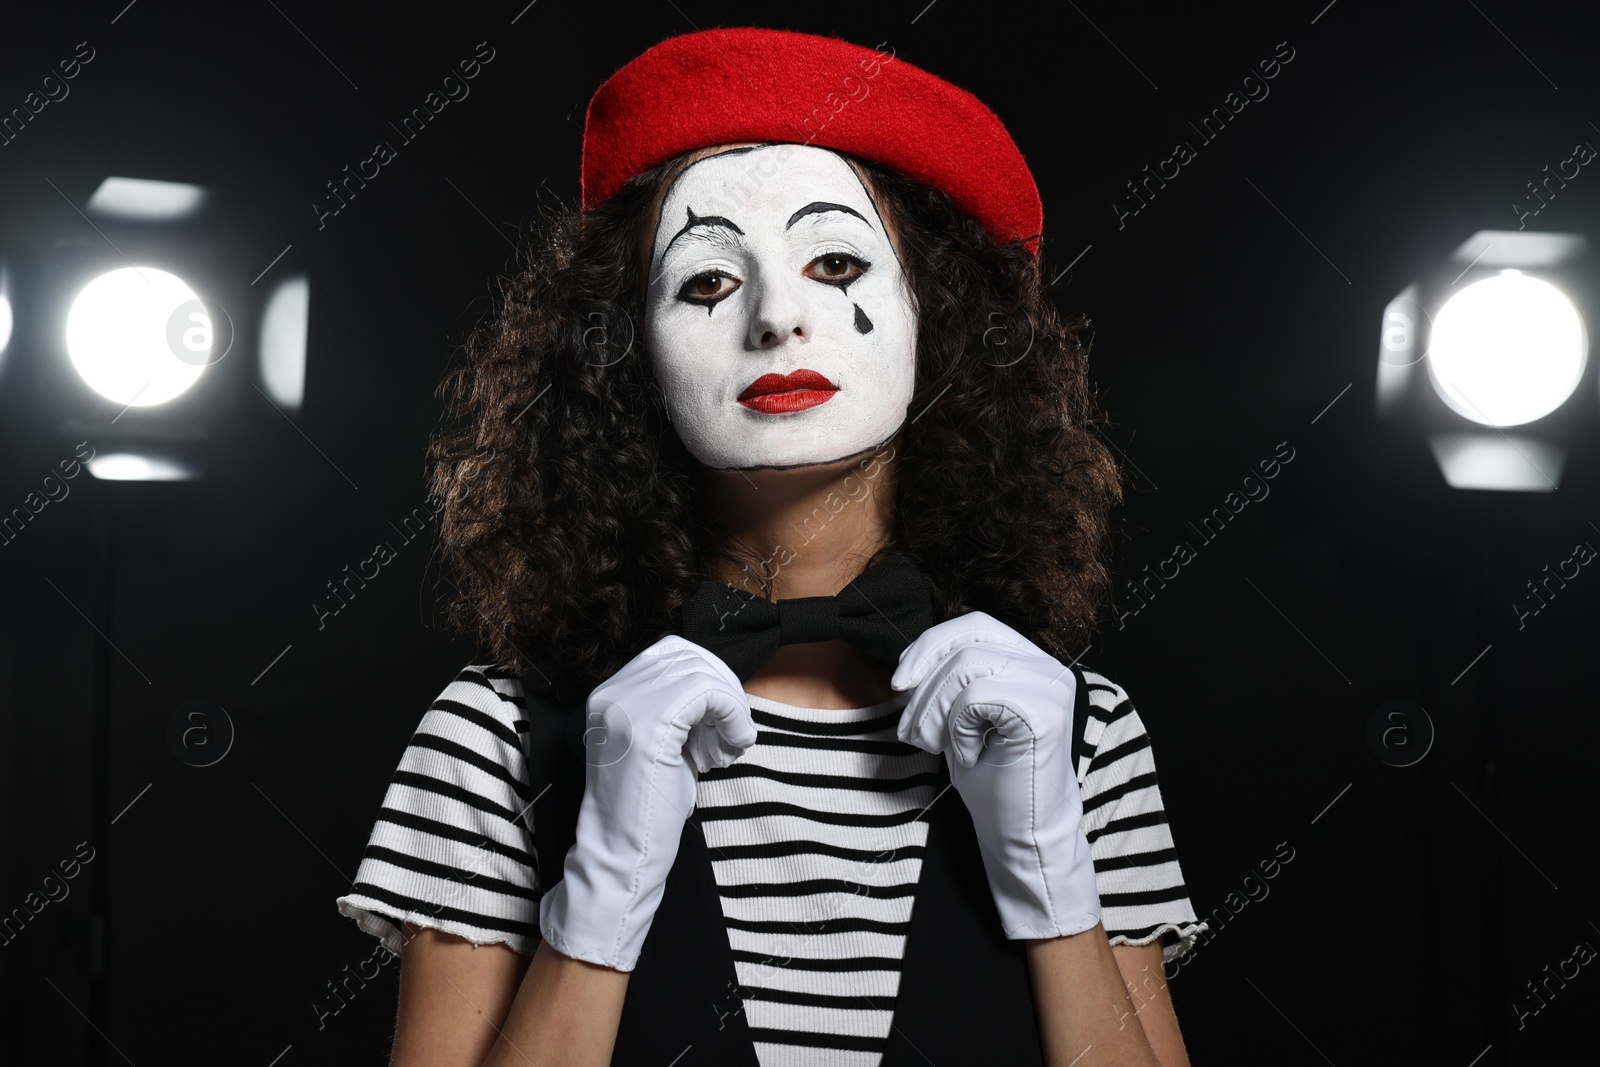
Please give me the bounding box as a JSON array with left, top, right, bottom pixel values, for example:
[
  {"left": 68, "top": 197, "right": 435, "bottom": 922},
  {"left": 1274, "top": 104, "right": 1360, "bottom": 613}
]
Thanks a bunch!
[
  {"left": 696, "top": 436, "right": 903, "bottom": 710},
  {"left": 698, "top": 436, "right": 899, "bottom": 602}
]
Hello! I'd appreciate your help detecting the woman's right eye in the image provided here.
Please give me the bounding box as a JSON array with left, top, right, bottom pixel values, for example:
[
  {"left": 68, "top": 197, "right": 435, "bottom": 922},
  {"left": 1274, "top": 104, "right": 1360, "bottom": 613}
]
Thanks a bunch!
[{"left": 677, "top": 270, "right": 741, "bottom": 305}]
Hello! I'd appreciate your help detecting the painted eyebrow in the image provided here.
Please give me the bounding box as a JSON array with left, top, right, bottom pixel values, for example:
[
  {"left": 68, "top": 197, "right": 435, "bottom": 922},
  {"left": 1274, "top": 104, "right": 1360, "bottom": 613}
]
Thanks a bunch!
[
  {"left": 661, "top": 206, "right": 744, "bottom": 261},
  {"left": 786, "top": 201, "right": 873, "bottom": 231}
]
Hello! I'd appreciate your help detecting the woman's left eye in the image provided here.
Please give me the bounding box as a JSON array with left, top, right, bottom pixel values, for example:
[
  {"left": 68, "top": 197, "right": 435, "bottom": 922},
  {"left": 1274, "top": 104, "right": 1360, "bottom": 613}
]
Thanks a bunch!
[{"left": 806, "top": 253, "right": 870, "bottom": 286}]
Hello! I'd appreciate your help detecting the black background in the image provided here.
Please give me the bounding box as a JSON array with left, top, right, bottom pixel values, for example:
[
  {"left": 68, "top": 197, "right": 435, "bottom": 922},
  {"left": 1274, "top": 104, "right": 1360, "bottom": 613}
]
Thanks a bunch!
[{"left": 2, "top": 1, "right": 1598, "bottom": 1064}]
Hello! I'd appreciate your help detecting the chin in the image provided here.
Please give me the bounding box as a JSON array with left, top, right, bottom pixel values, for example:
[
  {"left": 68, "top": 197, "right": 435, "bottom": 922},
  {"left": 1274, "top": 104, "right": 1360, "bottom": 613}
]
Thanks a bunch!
[{"left": 693, "top": 437, "right": 893, "bottom": 473}]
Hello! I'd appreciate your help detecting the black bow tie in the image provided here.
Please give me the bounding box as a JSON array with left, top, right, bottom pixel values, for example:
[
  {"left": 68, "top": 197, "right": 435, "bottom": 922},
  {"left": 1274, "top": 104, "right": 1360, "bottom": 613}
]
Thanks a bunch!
[{"left": 675, "top": 551, "right": 937, "bottom": 683}]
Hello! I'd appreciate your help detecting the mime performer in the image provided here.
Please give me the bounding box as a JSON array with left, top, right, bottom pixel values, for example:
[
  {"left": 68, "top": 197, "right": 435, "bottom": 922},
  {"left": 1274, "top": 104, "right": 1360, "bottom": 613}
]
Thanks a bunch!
[{"left": 337, "top": 25, "right": 1206, "bottom": 1067}]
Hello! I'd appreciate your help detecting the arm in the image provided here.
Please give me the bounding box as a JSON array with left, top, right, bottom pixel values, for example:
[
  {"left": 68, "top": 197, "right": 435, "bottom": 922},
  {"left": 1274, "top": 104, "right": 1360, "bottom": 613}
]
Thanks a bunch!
[
  {"left": 1110, "top": 941, "right": 1191, "bottom": 1067},
  {"left": 390, "top": 924, "right": 531, "bottom": 1067},
  {"left": 478, "top": 938, "right": 630, "bottom": 1067},
  {"left": 1075, "top": 672, "right": 1201, "bottom": 1067},
  {"left": 332, "top": 666, "right": 553, "bottom": 1065},
  {"left": 390, "top": 925, "right": 630, "bottom": 1067},
  {"left": 1026, "top": 924, "right": 1163, "bottom": 1067},
  {"left": 377, "top": 643, "right": 752, "bottom": 1065}
]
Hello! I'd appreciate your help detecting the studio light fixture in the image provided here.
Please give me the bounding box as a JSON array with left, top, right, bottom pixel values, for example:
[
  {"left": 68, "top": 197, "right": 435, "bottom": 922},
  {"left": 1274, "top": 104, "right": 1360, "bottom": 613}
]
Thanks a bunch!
[
  {"left": 0, "top": 173, "right": 312, "bottom": 481},
  {"left": 1376, "top": 230, "right": 1593, "bottom": 491}
]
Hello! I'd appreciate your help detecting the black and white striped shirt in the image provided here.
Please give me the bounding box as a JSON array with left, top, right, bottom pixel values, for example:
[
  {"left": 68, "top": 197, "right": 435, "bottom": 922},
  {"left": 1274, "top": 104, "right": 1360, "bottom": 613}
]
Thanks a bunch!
[{"left": 336, "top": 664, "right": 1205, "bottom": 1064}]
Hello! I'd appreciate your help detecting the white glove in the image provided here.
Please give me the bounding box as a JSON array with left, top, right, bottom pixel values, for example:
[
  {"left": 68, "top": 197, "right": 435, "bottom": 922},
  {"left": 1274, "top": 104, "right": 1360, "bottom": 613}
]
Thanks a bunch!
[
  {"left": 891, "top": 611, "right": 1100, "bottom": 941},
  {"left": 538, "top": 635, "right": 757, "bottom": 970}
]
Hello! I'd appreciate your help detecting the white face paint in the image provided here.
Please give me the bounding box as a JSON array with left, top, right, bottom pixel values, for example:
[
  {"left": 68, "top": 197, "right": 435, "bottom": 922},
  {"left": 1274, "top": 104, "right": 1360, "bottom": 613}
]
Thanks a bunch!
[{"left": 643, "top": 143, "right": 917, "bottom": 471}]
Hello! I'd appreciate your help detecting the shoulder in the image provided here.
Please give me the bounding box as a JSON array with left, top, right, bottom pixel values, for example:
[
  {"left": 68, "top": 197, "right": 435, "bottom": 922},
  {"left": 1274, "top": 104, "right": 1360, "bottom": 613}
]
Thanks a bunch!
[
  {"left": 1074, "top": 667, "right": 1150, "bottom": 760},
  {"left": 1071, "top": 667, "right": 1205, "bottom": 960},
  {"left": 1077, "top": 667, "right": 1138, "bottom": 726},
  {"left": 426, "top": 662, "right": 528, "bottom": 722},
  {"left": 1072, "top": 666, "right": 1160, "bottom": 798},
  {"left": 335, "top": 661, "right": 545, "bottom": 960},
  {"left": 411, "top": 662, "right": 531, "bottom": 761}
]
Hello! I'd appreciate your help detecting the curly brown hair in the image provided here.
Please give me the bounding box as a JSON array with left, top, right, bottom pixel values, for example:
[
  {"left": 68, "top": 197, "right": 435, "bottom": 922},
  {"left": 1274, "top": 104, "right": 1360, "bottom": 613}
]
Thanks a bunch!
[{"left": 426, "top": 146, "right": 1123, "bottom": 701}]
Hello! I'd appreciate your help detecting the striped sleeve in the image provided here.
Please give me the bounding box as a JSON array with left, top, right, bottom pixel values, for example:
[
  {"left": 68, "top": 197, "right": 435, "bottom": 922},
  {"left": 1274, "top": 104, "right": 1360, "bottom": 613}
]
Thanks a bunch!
[
  {"left": 1075, "top": 669, "right": 1208, "bottom": 964},
  {"left": 335, "top": 663, "right": 543, "bottom": 958}
]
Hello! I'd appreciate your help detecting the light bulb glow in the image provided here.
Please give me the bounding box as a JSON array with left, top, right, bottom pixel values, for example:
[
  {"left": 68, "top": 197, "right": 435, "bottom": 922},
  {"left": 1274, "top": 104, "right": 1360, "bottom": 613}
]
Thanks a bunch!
[
  {"left": 1426, "top": 269, "right": 1586, "bottom": 427},
  {"left": 65, "top": 266, "right": 207, "bottom": 406}
]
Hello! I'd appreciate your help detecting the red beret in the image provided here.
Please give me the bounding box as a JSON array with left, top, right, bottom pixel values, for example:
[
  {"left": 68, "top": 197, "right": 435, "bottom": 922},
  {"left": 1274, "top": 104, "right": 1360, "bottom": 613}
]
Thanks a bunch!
[{"left": 580, "top": 27, "right": 1043, "bottom": 257}]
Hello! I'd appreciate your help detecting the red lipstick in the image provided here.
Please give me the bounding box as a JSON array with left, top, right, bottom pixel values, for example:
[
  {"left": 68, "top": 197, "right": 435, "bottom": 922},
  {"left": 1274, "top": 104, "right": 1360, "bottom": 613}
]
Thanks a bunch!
[{"left": 737, "top": 369, "right": 839, "bottom": 414}]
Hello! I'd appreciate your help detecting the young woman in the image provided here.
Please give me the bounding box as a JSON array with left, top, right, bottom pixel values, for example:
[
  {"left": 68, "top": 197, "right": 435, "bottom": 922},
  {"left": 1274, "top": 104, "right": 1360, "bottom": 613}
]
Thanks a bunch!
[{"left": 337, "top": 26, "right": 1204, "bottom": 1067}]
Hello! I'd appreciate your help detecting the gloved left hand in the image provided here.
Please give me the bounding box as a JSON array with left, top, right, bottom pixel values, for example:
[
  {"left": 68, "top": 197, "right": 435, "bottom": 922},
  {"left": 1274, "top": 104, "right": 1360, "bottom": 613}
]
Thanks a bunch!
[{"left": 891, "top": 611, "right": 1100, "bottom": 941}]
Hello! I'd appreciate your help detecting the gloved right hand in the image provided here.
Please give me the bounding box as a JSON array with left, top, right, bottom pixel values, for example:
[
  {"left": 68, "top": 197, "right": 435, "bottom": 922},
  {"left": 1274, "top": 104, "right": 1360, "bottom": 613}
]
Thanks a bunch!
[{"left": 538, "top": 634, "right": 756, "bottom": 971}]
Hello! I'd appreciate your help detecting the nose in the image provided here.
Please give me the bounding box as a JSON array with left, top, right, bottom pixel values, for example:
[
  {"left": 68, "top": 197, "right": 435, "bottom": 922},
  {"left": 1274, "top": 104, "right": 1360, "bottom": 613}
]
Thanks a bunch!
[{"left": 745, "top": 269, "right": 811, "bottom": 349}]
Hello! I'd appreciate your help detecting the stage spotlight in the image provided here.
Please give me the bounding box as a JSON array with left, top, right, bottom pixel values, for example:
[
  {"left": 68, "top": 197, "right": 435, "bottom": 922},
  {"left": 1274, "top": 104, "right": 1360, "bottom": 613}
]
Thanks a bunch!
[
  {"left": 65, "top": 266, "right": 210, "bottom": 407},
  {"left": 0, "top": 172, "right": 314, "bottom": 483},
  {"left": 1376, "top": 231, "right": 1594, "bottom": 492},
  {"left": 1426, "top": 270, "right": 1586, "bottom": 428}
]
